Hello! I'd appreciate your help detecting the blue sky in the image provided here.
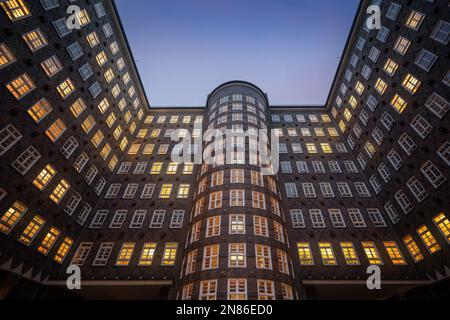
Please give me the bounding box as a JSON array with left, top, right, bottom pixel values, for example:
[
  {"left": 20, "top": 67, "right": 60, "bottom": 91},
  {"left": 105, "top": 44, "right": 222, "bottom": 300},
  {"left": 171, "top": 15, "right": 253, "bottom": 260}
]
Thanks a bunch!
[{"left": 115, "top": 0, "right": 359, "bottom": 106}]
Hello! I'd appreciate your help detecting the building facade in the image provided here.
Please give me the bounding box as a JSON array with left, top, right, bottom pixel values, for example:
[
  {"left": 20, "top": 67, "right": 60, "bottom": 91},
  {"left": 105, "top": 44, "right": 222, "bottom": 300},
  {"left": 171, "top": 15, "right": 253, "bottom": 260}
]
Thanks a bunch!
[{"left": 0, "top": 0, "right": 448, "bottom": 300}]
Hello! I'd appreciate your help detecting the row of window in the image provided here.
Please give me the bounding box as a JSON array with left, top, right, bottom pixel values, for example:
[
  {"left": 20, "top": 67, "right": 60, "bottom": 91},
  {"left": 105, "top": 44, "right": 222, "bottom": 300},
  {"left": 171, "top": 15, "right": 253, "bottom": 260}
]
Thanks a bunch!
[
  {"left": 104, "top": 183, "right": 190, "bottom": 200},
  {"left": 271, "top": 114, "right": 332, "bottom": 124},
  {"left": 71, "top": 242, "right": 178, "bottom": 267},
  {"left": 274, "top": 127, "right": 339, "bottom": 138},
  {"left": 181, "top": 279, "right": 293, "bottom": 301},
  {"left": 0, "top": 201, "right": 73, "bottom": 263},
  {"left": 89, "top": 209, "right": 185, "bottom": 229},
  {"left": 211, "top": 94, "right": 265, "bottom": 110},
  {"left": 284, "top": 181, "right": 372, "bottom": 198}
]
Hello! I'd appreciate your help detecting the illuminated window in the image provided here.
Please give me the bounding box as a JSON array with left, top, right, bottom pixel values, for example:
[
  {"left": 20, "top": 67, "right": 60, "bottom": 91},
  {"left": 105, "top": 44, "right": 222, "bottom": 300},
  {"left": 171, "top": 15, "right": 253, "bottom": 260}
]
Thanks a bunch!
[
  {"left": 33, "top": 164, "right": 56, "bottom": 190},
  {"left": 166, "top": 162, "right": 178, "bottom": 175},
  {"left": 70, "top": 98, "right": 87, "bottom": 118},
  {"left": 81, "top": 115, "right": 96, "bottom": 133},
  {"left": 339, "top": 120, "right": 346, "bottom": 133},
  {"left": 318, "top": 243, "right": 337, "bottom": 266},
  {"left": 417, "top": 225, "right": 441, "bottom": 254},
  {"left": 49, "top": 179, "right": 70, "bottom": 204},
  {"left": 22, "top": 29, "right": 48, "bottom": 52},
  {"left": 183, "top": 163, "right": 194, "bottom": 175},
  {"left": 28, "top": 98, "right": 52, "bottom": 123},
  {"left": 255, "top": 244, "right": 272, "bottom": 270},
  {"left": 46, "top": 119, "right": 66, "bottom": 142},
  {"left": 306, "top": 143, "right": 317, "bottom": 154},
  {"left": 393, "top": 36, "right": 411, "bottom": 55},
  {"left": 402, "top": 74, "right": 421, "bottom": 94},
  {"left": 116, "top": 243, "right": 135, "bottom": 266},
  {"left": 0, "top": 201, "right": 27, "bottom": 234},
  {"left": 228, "top": 279, "right": 247, "bottom": 300},
  {"left": 18, "top": 215, "right": 45, "bottom": 246},
  {"left": 177, "top": 184, "right": 190, "bottom": 199},
  {"left": 355, "top": 81, "right": 365, "bottom": 95},
  {"left": 391, "top": 94, "right": 408, "bottom": 114},
  {"left": 150, "top": 162, "right": 163, "bottom": 175},
  {"left": 128, "top": 143, "right": 140, "bottom": 155},
  {"left": 257, "top": 280, "right": 275, "bottom": 300},
  {"left": 349, "top": 95, "right": 358, "bottom": 109},
  {"left": 86, "top": 31, "right": 100, "bottom": 48},
  {"left": 403, "top": 235, "right": 424, "bottom": 263},
  {"left": 405, "top": 10, "right": 425, "bottom": 31},
  {"left": 228, "top": 243, "right": 246, "bottom": 268},
  {"left": 96, "top": 51, "right": 108, "bottom": 66},
  {"left": 297, "top": 242, "right": 314, "bottom": 266},
  {"left": 1, "top": 0, "right": 30, "bottom": 20},
  {"left": 383, "top": 58, "right": 399, "bottom": 77},
  {"left": 54, "top": 237, "right": 73, "bottom": 263},
  {"left": 6, "top": 73, "right": 36, "bottom": 100},
  {"left": 229, "top": 215, "right": 245, "bottom": 235},
  {"left": 37, "top": 227, "right": 60, "bottom": 255},
  {"left": 375, "top": 78, "right": 388, "bottom": 95},
  {"left": 433, "top": 213, "right": 450, "bottom": 243},
  {"left": 384, "top": 242, "right": 406, "bottom": 265},
  {"left": 91, "top": 130, "right": 104, "bottom": 148},
  {"left": 76, "top": 8, "right": 91, "bottom": 26},
  {"left": 57, "top": 78, "right": 75, "bottom": 99},
  {"left": 362, "top": 242, "right": 383, "bottom": 265},
  {"left": 0, "top": 43, "right": 16, "bottom": 69},
  {"left": 138, "top": 243, "right": 157, "bottom": 266},
  {"left": 161, "top": 243, "right": 178, "bottom": 266},
  {"left": 104, "top": 68, "right": 114, "bottom": 83},
  {"left": 106, "top": 113, "right": 116, "bottom": 128},
  {"left": 159, "top": 184, "right": 172, "bottom": 199},
  {"left": 199, "top": 280, "right": 217, "bottom": 300},
  {"left": 340, "top": 242, "right": 360, "bottom": 265},
  {"left": 321, "top": 143, "right": 333, "bottom": 154},
  {"left": 41, "top": 55, "right": 62, "bottom": 77}
]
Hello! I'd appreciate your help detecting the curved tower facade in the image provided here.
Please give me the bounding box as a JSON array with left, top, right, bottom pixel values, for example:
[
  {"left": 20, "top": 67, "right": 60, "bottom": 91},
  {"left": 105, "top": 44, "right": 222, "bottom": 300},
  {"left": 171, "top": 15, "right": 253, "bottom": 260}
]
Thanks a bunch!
[{"left": 178, "top": 82, "right": 296, "bottom": 300}]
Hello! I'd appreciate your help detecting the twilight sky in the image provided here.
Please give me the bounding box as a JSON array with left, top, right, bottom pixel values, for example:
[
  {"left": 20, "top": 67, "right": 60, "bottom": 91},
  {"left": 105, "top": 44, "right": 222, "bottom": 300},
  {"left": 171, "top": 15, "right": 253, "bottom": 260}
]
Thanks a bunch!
[{"left": 115, "top": 0, "right": 359, "bottom": 107}]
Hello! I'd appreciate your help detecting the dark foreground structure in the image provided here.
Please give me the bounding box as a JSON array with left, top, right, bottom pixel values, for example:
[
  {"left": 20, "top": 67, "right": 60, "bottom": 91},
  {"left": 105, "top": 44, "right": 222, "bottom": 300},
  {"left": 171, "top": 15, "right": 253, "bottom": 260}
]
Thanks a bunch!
[{"left": 0, "top": 0, "right": 448, "bottom": 300}]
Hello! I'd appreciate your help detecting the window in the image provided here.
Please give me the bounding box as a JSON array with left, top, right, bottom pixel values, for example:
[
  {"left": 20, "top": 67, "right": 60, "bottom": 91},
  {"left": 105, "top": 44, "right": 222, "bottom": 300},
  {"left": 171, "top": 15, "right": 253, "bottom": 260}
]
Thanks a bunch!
[
  {"left": 310, "top": 209, "right": 325, "bottom": 228},
  {"left": 405, "top": 10, "right": 425, "bottom": 31},
  {"left": 199, "top": 280, "right": 217, "bottom": 300},
  {"left": 228, "top": 279, "right": 247, "bottom": 300},
  {"left": 93, "top": 243, "right": 114, "bottom": 266},
  {"left": 417, "top": 225, "right": 441, "bottom": 254},
  {"left": 386, "top": 2, "right": 401, "bottom": 21},
  {"left": 329, "top": 209, "right": 346, "bottom": 228},
  {"left": 54, "top": 239, "right": 71, "bottom": 262},
  {"left": 138, "top": 243, "right": 157, "bottom": 266},
  {"left": 374, "top": 78, "right": 388, "bottom": 95},
  {"left": 50, "top": 179, "right": 70, "bottom": 204},
  {"left": 297, "top": 243, "right": 314, "bottom": 266},
  {"left": 177, "top": 184, "right": 190, "bottom": 199},
  {"left": 291, "top": 210, "right": 305, "bottom": 228},
  {"left": 349, "top": 209, "right": 366, "bottom": 228},
  {"left": 22, "top": 29, "right": 48, "bottom": 52},
  {"left": 362, "top": 242, "right": 383, "bottom": 265},
  {"left": 368, "top": 209, "right": 387, "bottom": 228},
  {"left": 33, "top": 164, "right": 56, "bottom": 190},
  {"left": 159, "top": 184, "right": 173, "bottom": 199},
  {"left": 229, "top": 215, "right": 245, "bottom": 235},
  {"left": 71, "top": 243, "right": 93, "bottom": 266},
  {"left": 425, "top": 93, "right": 449, "bottom": 119},
  {"left": 230, "top": 189, "right": 245, "bottom": 206},
  {"left": 37, "top": 227, "right": 61, "bottom": 258},
  {"left": 340, "top": 242, "right": 360, "bottom": 265},
  {"left": 209, "top": 191, "right": 222, "bottom": 209},
  {"left": 255, "top": 244, "right": 272, "bottom": 270},
  {"left": 185, "top": 250, "right": 197, "bottom": 275},
  {"left": 377, "top": 26, "right": 390, "bottom": 43},
  {"left": 285, "top": 183, "right": 298, "bottom": 198},
  {"left": 319, "top": 243, "right": 337, "bottom": 266},
  {"left": 403, "top": 235, "right": 424, "bottom": 263},
  {"left": 6, "top": 73, "right": 36, "bottom": 100},
  {"left": 415, "top": 49, "right": 438, "bottom": 72},
  {"left": 402, "top": 74, "right": 421, "bottom": 94},
  {"left": 383, "top": 58, "right": 399, "bottom": 77},
  {"left": 391, "top": 94, "right": 408, "bottom": 114},
  {"left": 430, "top": 20, "right": 450, "bottom": 45},
  {"left": 203, "top": 244, "right": 219, "bottom": 270},
  {"left": 411, "top": 115, "right": 433, "bottom": 139},
  {"left": 150, "top": 210, "right": 165, "bottom": 229},
  {"left": 41, "top": 55, "right": 62, "bottom": 77},
  {"left": 433, "top": 213, "right": 450, "bottom": 244},
  {"left": 206, "top": 216, "right": 221, "bottom": 237},
  {"left": 129, "top": 210, "right": 146, "bottom": 229},
  {"left": 57, "top": 78, "right": 75, "bottom": 99},
  {"left": 257, "top": 280, "right": 275, "bottom": 301},
  {"left": 421, "top": 161, "right": 446, "bottom": 189},
  {"left": 0, "top": 43, "right": 16, "bottom": 69},
  {"left": 18, "top": 215, "right": 45, "bottom": 246},
  {"left": 116, "top": 243, "right": 135, "bottom": 266},
  {"left": 0, "top": 201, "right": 28, "bottom": 235},
  {"left": 229, "top": 243, "right": 246, "bottom": 268},
  {"left": 170, "top": 210, "right": 184, "bottom": 229},
  {"left": 384, "top": 242, "right": 407, "bottom": 265},
  {"left": 393, "top": 36, "right": 411, "bottom": 55},
  {"left": 12, "top": 146, "right": 41, "bottom": 175},
  {"left": 1, "top": 0, "right": 31, "bottom": 20},
  {"left": 161, "top": 243, "right": 178, "bottom": 266},
  {"left": 254, "top": 216, "right": 268, "bottom": 237}
]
